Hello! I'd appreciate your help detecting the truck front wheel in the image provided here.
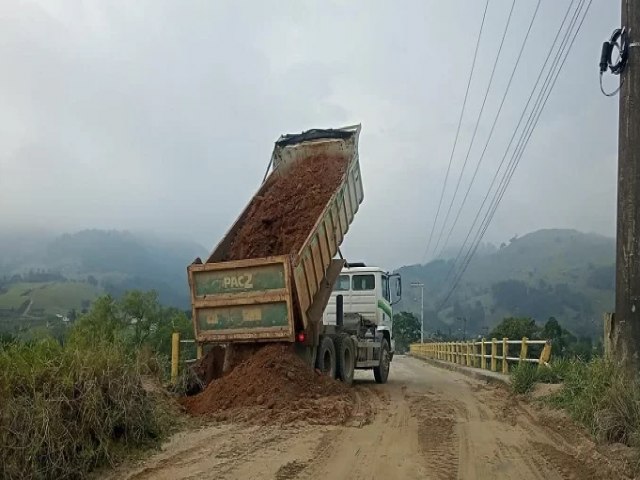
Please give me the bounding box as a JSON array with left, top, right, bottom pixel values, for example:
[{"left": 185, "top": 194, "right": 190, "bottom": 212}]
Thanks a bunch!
[
  {"left": 373, "top": 338, "right": 391, "bottom": 384},
  {"left": 316, "top": 336, "right": 337, "bottom": 379}
]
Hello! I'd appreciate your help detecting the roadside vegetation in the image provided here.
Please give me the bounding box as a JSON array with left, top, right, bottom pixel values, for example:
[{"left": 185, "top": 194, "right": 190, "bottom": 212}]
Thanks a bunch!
[
  {"left": 511, "top": 354, "right": 640, "bottom": 451},
  {"left": 0, "top": 290, "right": 193, "bottom": 480}
]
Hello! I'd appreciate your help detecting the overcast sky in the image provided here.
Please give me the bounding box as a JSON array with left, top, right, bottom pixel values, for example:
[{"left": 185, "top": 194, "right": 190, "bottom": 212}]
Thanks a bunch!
[{"left": 0, "top": 0, "right": 620, "bottom": 269}]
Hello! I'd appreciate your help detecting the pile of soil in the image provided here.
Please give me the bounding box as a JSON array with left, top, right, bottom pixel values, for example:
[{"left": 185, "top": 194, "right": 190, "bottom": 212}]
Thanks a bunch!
[
  {"left": 222, "top": 154, "right": 349, "bottom": 261},
  {"left": 180, "top": 344, "right": 364, "bottom": 425}
]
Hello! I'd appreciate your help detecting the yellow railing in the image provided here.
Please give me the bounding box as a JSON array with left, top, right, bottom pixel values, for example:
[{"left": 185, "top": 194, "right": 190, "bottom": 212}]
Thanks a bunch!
[
  {"left": 409, "top": 337, "right": 552, "bottom": 374},
  {"left": 170, "top": 332, "right": 202, "bottom": 384}
]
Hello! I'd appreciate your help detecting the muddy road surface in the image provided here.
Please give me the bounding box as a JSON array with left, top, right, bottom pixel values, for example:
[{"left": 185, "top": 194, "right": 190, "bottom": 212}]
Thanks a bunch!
[{"left": 108, "top": 356, "right": 630, "bottom": 480}]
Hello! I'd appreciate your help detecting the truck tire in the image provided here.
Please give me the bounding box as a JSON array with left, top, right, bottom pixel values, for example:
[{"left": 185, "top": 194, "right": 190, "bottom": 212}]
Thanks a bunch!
[
  {"left": 373, "top": 338, "right": 391, "bottom": 384},
  {"left": 335, "top": 334, "right": 355, "bottom": 385},
  {"left": 316, "top": 336, "right": 336, "bottom": 379}
]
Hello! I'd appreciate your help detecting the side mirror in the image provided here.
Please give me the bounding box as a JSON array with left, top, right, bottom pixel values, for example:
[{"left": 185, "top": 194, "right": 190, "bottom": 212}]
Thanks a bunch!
[{"left": 390, "top": 274, "right": 402, "bottom": 305}]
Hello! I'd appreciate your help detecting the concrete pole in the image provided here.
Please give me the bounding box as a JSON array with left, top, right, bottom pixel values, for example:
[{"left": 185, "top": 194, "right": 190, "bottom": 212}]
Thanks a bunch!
[{"left": 614, "top": 0, "right": 640, "bottom": 375}]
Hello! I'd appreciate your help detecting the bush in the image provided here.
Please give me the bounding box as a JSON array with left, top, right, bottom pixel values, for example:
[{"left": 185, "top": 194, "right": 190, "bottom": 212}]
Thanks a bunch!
[
  {"left": 511, "top": 363, "right": 540, "bottom": 394},
  {"left": 550, "top": 358, "right": 640, "bottom": 446},
  {"left": 0, "top": 338, "right": 174, "bottom": 479}
]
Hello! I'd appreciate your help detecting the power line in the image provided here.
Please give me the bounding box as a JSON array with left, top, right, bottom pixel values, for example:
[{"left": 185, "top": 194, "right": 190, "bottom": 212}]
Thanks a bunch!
[
  {"left": 422, "top": 0, "right": 490, "bottom": 263},
  {"left": 440, "top": 0, "right": 592, "bottom": 310},
  {"left": 437, "top": 0, "right": 593, "bottom": 311},
  {"left": 431, "top": 0, "right": 516, "bottom": 258},
  {"left": 441, "top": 0, "right": 590, "bottom": 307},
  {"left": 435, "top": 0, "right": 542, "bottom": 260},
  {"left": 443, "top": 0, "right": 579, "bottom": 286}
]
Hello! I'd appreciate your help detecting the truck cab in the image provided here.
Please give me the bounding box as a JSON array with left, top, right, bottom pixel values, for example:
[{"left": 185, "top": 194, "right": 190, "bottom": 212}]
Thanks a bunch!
[{"left": 323, "top": 264, "right": 401, "bottom": 353}]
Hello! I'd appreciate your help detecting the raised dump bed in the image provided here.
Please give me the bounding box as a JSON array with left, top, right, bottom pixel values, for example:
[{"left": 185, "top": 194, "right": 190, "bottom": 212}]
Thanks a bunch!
[{"left": 188, "top": 125, "right": 363, "bottom": 346}]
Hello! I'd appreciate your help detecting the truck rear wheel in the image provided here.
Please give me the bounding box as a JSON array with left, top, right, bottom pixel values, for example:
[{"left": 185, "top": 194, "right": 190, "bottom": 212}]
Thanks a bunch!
[
  {"left": 373, "top": 338, "right": 390, "bottom": 384},
  {"left": 316, "top": 336, "right": 336, "bottom": 379},
  {"left": 335, "top": 334, "right": 355, "bottom": 385}
]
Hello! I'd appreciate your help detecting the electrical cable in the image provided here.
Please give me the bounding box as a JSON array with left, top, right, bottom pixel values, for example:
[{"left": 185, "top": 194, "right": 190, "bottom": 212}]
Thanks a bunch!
[
  {"left": 422, "top": 0, "right": 490, "bottom": 263},
  {"left": 431, "top": 0, "right": 516, "bottom": 258},
  {"left": 599, "top": 27, "right": 628, "bottom": 97},
  {"left": 435, "top": 0, "right": 541, "bottom": 261},
  {"left": 442, "top": 0, "right": 580, "bottom": 286},
  {"left": 436, "top": 0, "right": 593, "bottom": 311},
  {"left": 442, "top": 0, "right": 590, "bottom": 306}
]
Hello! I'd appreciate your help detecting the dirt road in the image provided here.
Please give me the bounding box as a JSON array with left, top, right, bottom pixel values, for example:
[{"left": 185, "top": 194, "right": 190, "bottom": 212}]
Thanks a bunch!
[{"left": 108, "top": 356, "right": 630, "bottom": 480}]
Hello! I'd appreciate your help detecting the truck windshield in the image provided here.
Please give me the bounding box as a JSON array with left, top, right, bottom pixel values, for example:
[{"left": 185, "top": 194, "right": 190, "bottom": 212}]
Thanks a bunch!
[
  {"left": 334, "top": 275, "right": 350, "bottom": 291},
  {"left": 352, "top": 274, "right": 375, "bottom": 291}
]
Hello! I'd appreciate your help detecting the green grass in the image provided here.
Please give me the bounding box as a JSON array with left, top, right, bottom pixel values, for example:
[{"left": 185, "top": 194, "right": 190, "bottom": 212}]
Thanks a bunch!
[
  {"left": 0, "top": 283, "right": 34, "bottom": 309},
  {"left": 0, "top": 281, "right": 102, "bottom": 314},
  {"left": 31, "top": 281, "right": 101, "bottom": 313},
  {"left": 548, "top": 359, "right": 640, "bottom": 444},
  {"left": 0, "top": 338, "right": 175, "bottom": 479},
  {"left": 511, "top": 363, "right": 540, "bottom": 394}
]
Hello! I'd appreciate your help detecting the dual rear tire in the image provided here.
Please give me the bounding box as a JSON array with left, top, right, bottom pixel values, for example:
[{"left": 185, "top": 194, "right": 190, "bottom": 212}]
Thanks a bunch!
[
  {"left": 315, "top": 334, "right": 355, "bottom": 384},
  {"left": 314, "top": 335, "right": 390, "bottom": 385}
]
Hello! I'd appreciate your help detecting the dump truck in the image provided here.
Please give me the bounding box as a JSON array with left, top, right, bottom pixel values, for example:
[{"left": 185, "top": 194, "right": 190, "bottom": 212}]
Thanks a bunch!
[{"left": 187, "top": 125, "right": 401, "bottom": 384}]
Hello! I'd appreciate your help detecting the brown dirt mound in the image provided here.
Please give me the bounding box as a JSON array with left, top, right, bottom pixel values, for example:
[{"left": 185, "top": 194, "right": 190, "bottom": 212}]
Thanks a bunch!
[
  {"left": 180, "top": 344, "right": 358, "bottom": 425},
  {"left": 222, "top": 153, "right": 348, "bottom": 261}
]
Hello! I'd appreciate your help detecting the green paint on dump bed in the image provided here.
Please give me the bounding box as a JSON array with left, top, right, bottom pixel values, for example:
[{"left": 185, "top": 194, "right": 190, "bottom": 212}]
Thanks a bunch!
[
  {"left": 197, "top": 302, "right": 289, "bottom": 331},
  {"left": 194, "top": 264, "right": 285, "bottom": 296}
]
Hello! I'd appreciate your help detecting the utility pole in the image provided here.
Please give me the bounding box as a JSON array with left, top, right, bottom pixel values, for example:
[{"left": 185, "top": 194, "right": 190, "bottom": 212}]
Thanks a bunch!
[
  {"left": 411, "top": 282, "right": 424, "bottom": 343},
  {"left": 614, "top": 0, "right": 640, "bottom": 374}
]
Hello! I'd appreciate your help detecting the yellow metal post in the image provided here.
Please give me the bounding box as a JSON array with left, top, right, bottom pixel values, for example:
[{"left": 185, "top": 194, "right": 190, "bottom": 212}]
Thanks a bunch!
[
  {"left": 539, "top": 341, "right": 552, "bottom": 366},
  {"left": 466, "top": 342, "right": 471, "bottom": 366},
  {"left": 520, "top": 337, "right": 528, "bottom": 364},
  {"left": 491, "top": 338, "right": 497, "bottom": 372},
  {"left": 502, "top": 338, "right": 509, "bottom": 374},
  {"left": 196, "top": 342, "right": 203, "bottom": 360},
  {"left": 480, "top": 338, "right": 486, "bottom": 369},
  {"left": 171, "top": 332, "right": 180, "bottom": 384}
]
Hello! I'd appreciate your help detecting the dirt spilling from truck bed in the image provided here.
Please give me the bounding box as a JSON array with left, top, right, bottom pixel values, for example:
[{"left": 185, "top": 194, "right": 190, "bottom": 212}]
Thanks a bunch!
[
  {"left": 221, "top": 153, "right": 349, "bottom": 261},
  {"left": 180, "top": 344, "right": 367, "bottom": 425}
]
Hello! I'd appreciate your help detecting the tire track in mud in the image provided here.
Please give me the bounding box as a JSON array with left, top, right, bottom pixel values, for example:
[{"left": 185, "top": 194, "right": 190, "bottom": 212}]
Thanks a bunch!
[
  {"left": 408, "top": 392, "right": 459, "bottom": 480},
  {"left": 105, "top": 357, "right": 636, "bottom": 480}
]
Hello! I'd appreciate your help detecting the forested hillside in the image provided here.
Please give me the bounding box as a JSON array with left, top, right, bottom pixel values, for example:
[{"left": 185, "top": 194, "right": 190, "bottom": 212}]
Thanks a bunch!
[{"left": 396, "top": 229, "right": 614, "bottom": 340}]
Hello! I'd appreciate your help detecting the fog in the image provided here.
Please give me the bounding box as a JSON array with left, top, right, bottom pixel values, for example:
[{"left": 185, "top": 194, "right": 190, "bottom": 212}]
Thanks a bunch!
[{"left": 0, "top": 0, "right": 620, "bottom": 268}]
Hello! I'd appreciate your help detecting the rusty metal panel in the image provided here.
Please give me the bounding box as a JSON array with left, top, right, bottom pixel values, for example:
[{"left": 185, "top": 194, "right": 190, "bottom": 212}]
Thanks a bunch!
[
  {"left": 353, "top": 161, "right": 363, "bottom": 204},
  {"left": 344, "top": 182, "right": 354, "bottom": 224},
  {"left": 310, "top": 236, "right": 324, "bottom": 287},
  {"left": 188, "top": 257, "right": 295, "bottom": 344},
  {"left": 302, "top": 252, "right": 317, "bottom": 305},
  {"left": 192, "top": 263, "right": 285, "bottom": 297},
  {"left": 337, "top": 192, "right": 348, "bottom": 238},
  {"left": 293, "top": 263, "right": 311, "bottom": 314},
  {"left": 318, "top": 222, "right": 331, "bottom": 272},
  {"left": 330, "top": 204, "right": 343, "bottom": 246}
]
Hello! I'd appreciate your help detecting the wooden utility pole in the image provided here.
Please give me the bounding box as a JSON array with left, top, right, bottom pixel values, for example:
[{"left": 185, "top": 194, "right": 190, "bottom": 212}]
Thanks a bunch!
[{"left": 614, "top": 0, "right": 640, "bottom": 374}]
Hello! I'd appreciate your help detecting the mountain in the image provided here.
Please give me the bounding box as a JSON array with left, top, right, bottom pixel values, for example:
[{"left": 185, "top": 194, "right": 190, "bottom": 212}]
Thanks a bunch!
[
  {"left": 395, "top": 229, "right": 615, "bottom": 339},
  {"left": 0, "top": 229, "right": 207, "bottom": 334}
]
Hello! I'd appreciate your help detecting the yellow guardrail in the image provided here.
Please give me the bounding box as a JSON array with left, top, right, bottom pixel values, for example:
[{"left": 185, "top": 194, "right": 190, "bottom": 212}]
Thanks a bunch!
[
  {"left": 170, "top": 332, "right": 202, "bottom": 384},
  {"left": 409, "top": 337, "right": 552, "bottom": 374}
]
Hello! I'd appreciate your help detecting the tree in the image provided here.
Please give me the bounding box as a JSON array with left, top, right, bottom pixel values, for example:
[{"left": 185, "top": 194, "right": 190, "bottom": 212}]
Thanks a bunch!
[
  {"left": 541, "top": 316, "right": 575, "bottom": 357},
  {"left": 393, "top": 311, "right": 421, "bottom": 353},
  {"left": 121, "top": 290, "right": 161, "bottom": 346},
  {"left": 489, "top": 317, "right": 539, "bottom": 340}
]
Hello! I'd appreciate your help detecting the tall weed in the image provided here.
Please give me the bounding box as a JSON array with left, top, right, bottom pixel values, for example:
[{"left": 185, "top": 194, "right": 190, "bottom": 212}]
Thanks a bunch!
[{"left": 0, "top": 339, "right": 174, "bottom": 479}]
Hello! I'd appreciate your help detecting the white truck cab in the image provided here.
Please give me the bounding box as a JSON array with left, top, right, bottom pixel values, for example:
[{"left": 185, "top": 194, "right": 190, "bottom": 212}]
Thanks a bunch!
[{"left": 323, "top": 263, "right": 401, "bottom": 353}]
